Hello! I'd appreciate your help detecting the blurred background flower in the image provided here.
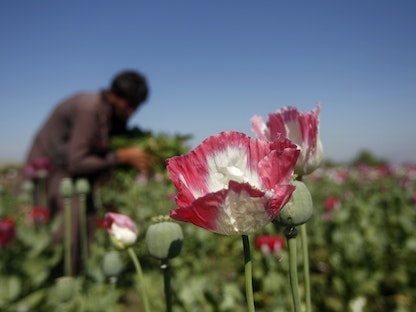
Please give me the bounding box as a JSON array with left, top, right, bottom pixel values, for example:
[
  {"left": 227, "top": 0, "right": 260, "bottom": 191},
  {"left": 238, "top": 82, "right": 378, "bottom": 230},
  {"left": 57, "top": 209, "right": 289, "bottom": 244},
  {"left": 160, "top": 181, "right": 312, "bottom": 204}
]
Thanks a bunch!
[
  {"left": 29, "top": 206, "right": 50, "bottom": 224},
  {"left": 24, "top": 157, "right": 53, "bottom": 180},
  {"left": 0, "top": 216, "right": 16, "bottom": 247},
  {"left": 254, "top": 235, "right": 285, "bottom": 255}
]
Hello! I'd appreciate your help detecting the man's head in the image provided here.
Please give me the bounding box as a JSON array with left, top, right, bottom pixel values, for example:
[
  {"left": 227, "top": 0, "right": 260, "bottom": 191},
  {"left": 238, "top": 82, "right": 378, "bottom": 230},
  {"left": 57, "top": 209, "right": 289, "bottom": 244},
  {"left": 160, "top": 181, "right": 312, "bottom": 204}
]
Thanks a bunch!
[{"left": 108, "top": 70, "right": 149, "bottom": 119}]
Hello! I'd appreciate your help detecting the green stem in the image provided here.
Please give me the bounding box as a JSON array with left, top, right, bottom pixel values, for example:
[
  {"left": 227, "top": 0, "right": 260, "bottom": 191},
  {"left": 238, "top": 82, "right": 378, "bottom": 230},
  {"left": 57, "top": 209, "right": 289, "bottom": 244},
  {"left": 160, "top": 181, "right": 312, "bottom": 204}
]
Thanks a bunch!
[
  {"left": 285, "top": 227, "right": 301, "bottom": 312},
  {"left": 242, "top": 234, "right": 256, "bottom": 312},
  {"left": 300, "top": 223, "right": 311, "bottom": 312},
  {"left": 127, "top": 247, "right": 151, "bottom": 312},
  {"left": 161, "top": 259, "right": 172, "bottom": 312},
  {"left": 79, "top": 194, "right": 88, "bottom": 275},
  {"left": 64, "top": 197, "right": 72, "bottom": 276},
  {"left": 40, "top": 177, "right": 47, "bottom": 208},
  {"left": 0, "top": 185, "right": 4, "bottom": 217}
]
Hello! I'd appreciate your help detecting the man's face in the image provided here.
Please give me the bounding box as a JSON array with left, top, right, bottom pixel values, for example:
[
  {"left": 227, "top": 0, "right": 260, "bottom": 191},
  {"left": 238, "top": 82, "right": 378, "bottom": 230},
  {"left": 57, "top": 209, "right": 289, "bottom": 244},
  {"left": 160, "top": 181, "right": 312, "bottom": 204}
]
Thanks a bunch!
[{"left": 108, "top": 92, "right": 137, "bottom": 120}]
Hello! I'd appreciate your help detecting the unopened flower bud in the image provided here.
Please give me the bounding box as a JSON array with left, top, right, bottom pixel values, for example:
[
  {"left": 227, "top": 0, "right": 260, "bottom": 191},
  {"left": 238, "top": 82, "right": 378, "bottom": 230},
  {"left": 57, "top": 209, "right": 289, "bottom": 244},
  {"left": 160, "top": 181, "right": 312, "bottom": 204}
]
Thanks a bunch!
[
  {"left": 75, "top": 178, "right": 90, "bottom": 195},
  {"left": 104, "top": 212, "right": 138, "bottom": 249},
  {"left": 102, "top": 250, "right": 124, "bottom": 278},
  {"left": 59, "top": 178, "right": 73, "bottom": 198},
  {"left": 274, "top": 180, "right": 313, "bottom": 226},
  {"left": 145, "top": 221, "right": 183, "bottom": 260}
]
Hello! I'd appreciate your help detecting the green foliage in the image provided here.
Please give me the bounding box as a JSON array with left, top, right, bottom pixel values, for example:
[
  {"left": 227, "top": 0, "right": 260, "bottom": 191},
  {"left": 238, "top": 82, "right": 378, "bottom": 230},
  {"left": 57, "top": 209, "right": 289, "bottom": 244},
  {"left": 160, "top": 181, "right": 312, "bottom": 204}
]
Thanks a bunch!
[
  {"left": 304, "top": 165, "right": 416, "bottom": 311},
  {"left": 350, "top": 149, "right": 387, "bottom": 167},
  {"left": 111, "top": 126, "right": 192, "bottom": 175}
]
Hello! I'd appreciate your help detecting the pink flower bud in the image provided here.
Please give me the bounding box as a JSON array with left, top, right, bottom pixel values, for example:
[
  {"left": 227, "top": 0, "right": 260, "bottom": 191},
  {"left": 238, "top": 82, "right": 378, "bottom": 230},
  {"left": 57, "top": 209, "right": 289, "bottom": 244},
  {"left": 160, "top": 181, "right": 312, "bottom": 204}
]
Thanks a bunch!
[{"left": 104, "top": 212, "right": 138, "bottom": 248}]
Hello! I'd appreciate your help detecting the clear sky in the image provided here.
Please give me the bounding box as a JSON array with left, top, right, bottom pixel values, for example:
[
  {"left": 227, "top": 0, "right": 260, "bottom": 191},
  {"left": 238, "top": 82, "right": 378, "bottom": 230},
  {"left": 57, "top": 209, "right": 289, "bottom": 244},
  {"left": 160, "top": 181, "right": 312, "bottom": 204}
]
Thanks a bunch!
[{"left": 1, "top": 1, "right": 415, "bottom": 164}]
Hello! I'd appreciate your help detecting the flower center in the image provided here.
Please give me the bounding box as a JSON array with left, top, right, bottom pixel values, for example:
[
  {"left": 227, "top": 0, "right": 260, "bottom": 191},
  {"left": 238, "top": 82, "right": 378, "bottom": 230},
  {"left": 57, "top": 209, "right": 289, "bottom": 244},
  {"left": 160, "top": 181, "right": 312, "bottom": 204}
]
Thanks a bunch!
[{"left": 206, "top": 146, "right": 261, "bottom": 192}]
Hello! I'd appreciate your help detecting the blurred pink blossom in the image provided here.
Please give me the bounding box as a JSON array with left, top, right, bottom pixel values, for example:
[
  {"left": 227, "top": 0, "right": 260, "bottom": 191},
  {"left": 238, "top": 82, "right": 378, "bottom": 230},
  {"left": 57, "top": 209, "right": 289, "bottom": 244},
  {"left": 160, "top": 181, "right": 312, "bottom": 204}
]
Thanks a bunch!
[
  {"left": 29, "top": 206, "right": 50, "bottom": 223},
  {"left": 254, "top": 235, "right": 285, "bottom": 255},
  {"left": 135, "top": 172, "right": 149, "bottom": 185},
  {"left": 0, "top": 217, "right": 16, "bottom": 247},
  {"left": 324, "top": 196, "right": 342, "bottom": 210},
  {"left": 25, "top": 157, "right": 53, "bottom": 179}
]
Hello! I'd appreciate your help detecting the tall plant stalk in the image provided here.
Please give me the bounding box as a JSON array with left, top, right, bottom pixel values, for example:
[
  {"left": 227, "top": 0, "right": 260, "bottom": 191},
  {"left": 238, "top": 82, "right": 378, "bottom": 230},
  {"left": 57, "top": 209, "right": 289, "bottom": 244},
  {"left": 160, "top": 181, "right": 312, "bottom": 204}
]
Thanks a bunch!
[
  {"left": 285, "top": 227, "right": 301, "bottom": 312},
  {"left": 297, "top": 175, "right": 312, "bottom": 312},
  {"left": 161, "top": 259, "right": 172, "bottom": 312},
  {"left": 300, "top": 223, "right": 311, "bottom": 312},
  {"left": 63, "top": 196, "right": 72, "bottom": 276},
  {"left": 79, "top": 193, "right": 88, "bottom": 274},
  {"left": 127, "top": 247, "right": 151, "bottom": 312},
  {"left": 242, "top": 234, "right": 256, "bottom": 312}
]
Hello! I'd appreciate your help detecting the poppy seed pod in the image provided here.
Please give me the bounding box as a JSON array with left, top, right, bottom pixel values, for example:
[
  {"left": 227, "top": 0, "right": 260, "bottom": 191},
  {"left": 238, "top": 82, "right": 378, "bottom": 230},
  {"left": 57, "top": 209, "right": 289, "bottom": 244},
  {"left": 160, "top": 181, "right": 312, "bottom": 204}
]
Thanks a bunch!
[
  {"left": 59, "top": 178, "right": 73, "bottom": 198},
  {"left": 273, "top": 180, "right": 313, "bottom": 226},
  {"left": 54, "top": 276, "right": 77, "bottom": 303},
  {"left": 21, "top": 180, "right": 35, "bottom": 193},
  {"left": 102, "top": 250, "right": 124, "bottom": 278},
  {"left": 145, "top": 221, "right": 183, "bottom": 260},
  {"left": 75, "top": 178, "right": 90, "bottom": 195}
]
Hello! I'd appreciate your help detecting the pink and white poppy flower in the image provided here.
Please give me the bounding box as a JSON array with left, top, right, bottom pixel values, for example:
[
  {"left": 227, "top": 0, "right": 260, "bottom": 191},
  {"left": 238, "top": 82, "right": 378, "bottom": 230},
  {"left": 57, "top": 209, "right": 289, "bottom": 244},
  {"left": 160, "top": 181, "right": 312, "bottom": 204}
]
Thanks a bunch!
[
  {"left": 166, "top": 131, "right": 299, "bottom": 235},
  {"left": 104, "top": 212, "right": 138, "bottom": 248},
  {"left": 251, "top": 103, "right": 323, "bottom": 176}
]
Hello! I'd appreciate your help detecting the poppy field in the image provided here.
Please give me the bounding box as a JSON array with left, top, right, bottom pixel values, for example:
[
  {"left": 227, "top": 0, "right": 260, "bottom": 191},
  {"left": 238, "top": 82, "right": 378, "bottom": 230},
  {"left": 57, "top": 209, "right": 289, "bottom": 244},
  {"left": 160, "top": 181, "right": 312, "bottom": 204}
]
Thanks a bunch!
[
  {"left": 1, "top": 105, "right": 416, "bottom": 311},
  {"left": 1, "top": 144, "right": 415, "bottom": 311}
]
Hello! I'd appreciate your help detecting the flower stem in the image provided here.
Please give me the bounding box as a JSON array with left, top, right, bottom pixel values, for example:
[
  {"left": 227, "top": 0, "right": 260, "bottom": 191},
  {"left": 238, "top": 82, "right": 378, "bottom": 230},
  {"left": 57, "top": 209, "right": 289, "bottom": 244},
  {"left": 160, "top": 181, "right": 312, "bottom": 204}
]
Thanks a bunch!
[
  {"left": 285, "top": 227, "right": 301, "bottom": 312},
  {"left": 64, "top": 197, "right": 72, "bottom": 276},
  {"left": 0, "top": 185, "right": 4, "bottom": 217},
  {"left": 79, "top": 194, "right": 88, "bottom": 275},
  {"left": 300, "top": 223, "right": 311, "bottom": 312},
  {"left": 40, "top": 177, "right": 47, "bottom": 208},
  {"left": 242, "top": 234, "right": 256, "bottom": 312},
  {"left": 161, "top": 259, "right": 172, "bottom": 312},
  {"left": 127, "top": 247, "right": 151, "bottom": 312}
]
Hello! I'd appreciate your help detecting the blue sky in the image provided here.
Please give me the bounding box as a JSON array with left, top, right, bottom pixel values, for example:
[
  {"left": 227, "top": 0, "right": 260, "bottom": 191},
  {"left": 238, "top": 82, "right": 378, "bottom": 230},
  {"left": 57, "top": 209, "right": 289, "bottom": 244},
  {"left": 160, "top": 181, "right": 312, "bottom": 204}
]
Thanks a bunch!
[{"left": 1, "top": 1, "right": 415, "bottom": 164}]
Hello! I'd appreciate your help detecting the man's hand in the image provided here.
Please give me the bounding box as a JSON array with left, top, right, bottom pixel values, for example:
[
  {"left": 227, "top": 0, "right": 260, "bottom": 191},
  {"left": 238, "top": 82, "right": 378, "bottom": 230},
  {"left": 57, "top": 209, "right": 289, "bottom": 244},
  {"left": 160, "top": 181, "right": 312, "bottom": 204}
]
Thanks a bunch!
[{"left": 116, "top": 147, "right": 156, "bottom": 173}]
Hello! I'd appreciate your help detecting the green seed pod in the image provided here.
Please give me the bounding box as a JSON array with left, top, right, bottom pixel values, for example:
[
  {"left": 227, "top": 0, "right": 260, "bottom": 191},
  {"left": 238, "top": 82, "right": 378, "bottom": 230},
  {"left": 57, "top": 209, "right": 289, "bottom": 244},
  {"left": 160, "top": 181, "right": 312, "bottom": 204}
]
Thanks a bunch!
[
  {"left": 145, "top": 221, "right": 183, "bottom": 260},
  {"left": 18, "top": 181, "right": 34, "bottom": 204},
  {"left": 273, "top": 180, "right": 313, "bottom": 227},
  {"left": 54, "top": 276, "right": 77, "bottom": 303},
  {"left": 21, "top": 180, "right": 34, "bottom": 193},
  {"left": 102, "top": 250, "right": 124, "bottom": 278},
  {"left": 59, "top": 178, "right": 73, "bottom": 198},
  {"left": 75, "top": 178, "right": 90, "bottom": 195}
]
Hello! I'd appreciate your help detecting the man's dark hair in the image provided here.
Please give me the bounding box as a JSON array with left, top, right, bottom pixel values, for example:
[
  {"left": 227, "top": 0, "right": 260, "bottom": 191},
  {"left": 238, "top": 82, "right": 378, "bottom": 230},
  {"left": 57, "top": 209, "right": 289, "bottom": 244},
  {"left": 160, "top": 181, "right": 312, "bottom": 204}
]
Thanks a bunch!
[{"left": 110, "top": 70, "right": 149, "bottom": 108}]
